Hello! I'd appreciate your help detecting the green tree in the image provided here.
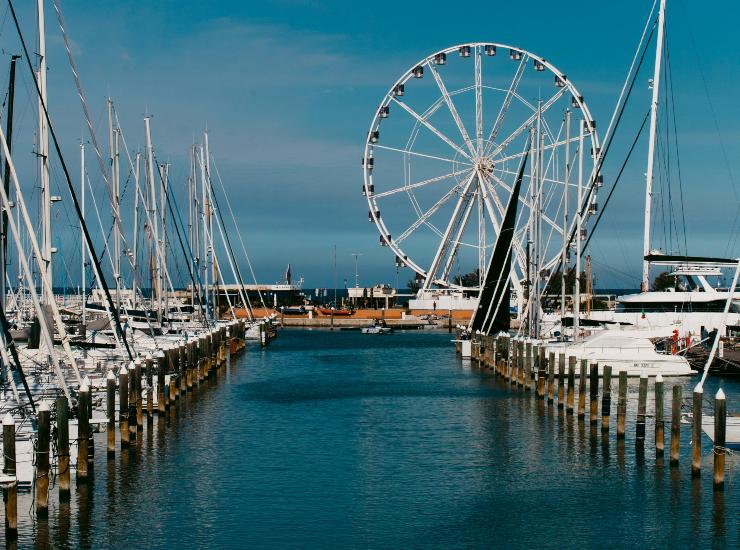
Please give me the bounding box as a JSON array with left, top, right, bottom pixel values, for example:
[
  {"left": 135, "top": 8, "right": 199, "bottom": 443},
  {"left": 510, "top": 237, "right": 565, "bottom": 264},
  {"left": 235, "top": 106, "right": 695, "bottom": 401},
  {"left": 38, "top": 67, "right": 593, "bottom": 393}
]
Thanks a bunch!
[
  {"left": 453, "top": 268, "right": 480, "bottom": 287},
  {"left": 407, "top": 277, "right": 421, "bottom": 293},
  {"left": 652, "top": 271, "right": 680, "bottom": 291},
  {"left": 544, "top": 268, "right": 587, "bottom": 295}
]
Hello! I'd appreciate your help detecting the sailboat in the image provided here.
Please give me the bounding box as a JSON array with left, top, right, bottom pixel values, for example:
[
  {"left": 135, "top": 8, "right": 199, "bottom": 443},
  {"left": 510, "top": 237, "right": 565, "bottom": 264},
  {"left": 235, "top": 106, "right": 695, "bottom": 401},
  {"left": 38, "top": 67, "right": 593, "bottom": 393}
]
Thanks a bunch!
[{"left": 538, "top": 0, "right": 740, "bottom": 345}]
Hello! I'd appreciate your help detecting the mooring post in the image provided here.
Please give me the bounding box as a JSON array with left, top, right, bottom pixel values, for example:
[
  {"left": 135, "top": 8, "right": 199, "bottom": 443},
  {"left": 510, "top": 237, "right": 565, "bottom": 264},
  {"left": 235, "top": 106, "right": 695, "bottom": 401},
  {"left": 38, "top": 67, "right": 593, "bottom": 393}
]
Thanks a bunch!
[
  {"left": 670, "top": 385, "right": 682, "bottom": 465},
  {"left": 2, "top": 413, "right": 17, "bottom": 538},
  {"left": 617, "top": 370, "right": 627, "bottom": 439},
  {"left": 713, "top": 388, "right": 726, "bottom": 490},
  {"left": 135, "top": 359, "right": 143, "bottom": 429},
  {"left": 691, "top": 383, "right": 703, "bottom": 477},
  {"left": 655, "top": 374, "right": 664, "bottom": 457},
  {"left": 128, "top": 362, "right": 137, "bottom": 441},
  {"left": 106, "top": 371, "right": 116, "bottom": 456},
  {"left": 577, "top": 359, "right": 587, "bottom": 418},
  {"left": 601, "top": 365, "right": 612, "bottom": 433},
  {"left": 636, "top": 374, "right": 648, "bottom": 443},
  {"left": 56, "top": 396, "right": 71, "bottom": 499},
  {"left": 36, "top": 402, "right": 50, "bottom": 514},
  {"left": 157, "top": 350, "right": 166, "bottom": 413},
  {"left": 525, "top": 342, "right": 532, "bottom": 391},
  {"left": 589, "top": 364, "right": 599, "bottom": 426},
  {"left": 516, "top": 340, "right": 524, "bottom": 386},
  {"left": 566, "top": 356, "right": 575, "bottom": 413},
  {"left": 84, "top": 377, "right": 95, "bottom": 469},
  {"left": 179, "top": 344, "right": 188, "bottom": 394},
  {"left": 119, "top": 365, "right": 129, "bottom": 448},
  {"left": 557, "top": 353, "right": 565, "bottom": 407},
  {"left": 537, "top": 346, "right": 547, "bottom": 398},
  {"left": 77, "top": 385, "right": 90, "bottom": 481},
  {"left": 547, "top": 351, "right": 555, "bottom": 402},
  {"left": 145, "top": 353, "right": 154, "bottom": 419},
  {"left": 507, "top": 339, "right": 516, "bottom": 381}
]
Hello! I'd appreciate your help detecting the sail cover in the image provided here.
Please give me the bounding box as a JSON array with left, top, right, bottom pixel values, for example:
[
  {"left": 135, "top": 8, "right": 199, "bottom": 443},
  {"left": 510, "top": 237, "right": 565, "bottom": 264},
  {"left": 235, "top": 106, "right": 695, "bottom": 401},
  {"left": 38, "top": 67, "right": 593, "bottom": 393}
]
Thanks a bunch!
[{"left": 469, "top": 142, "right": 531, "bottom": 335}]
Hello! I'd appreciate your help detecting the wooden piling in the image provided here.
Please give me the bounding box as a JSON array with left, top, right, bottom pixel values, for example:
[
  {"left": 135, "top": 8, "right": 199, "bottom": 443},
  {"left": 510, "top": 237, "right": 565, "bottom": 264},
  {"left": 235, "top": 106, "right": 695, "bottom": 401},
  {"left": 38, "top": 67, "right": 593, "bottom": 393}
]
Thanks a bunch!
[
  {"left": 524, "top": 342, "right": 532, "bottom": 391},
  {"left": 36, "top": 402, "right": 50, "bottom": 514},
  {"left": 119, "top": 366, "right": 129, "bottom": 448},
  {"left": 146, "top": 354, "right": 154, "bottom": 419},
  {"left": 547, "top": 351, "right": 555, "bottom": 402},
  {"left": 655, "top": 374, "right": 664, "bottom": 457},
  {"left": 713, "top": 388, "right": 726, "bottom": 490},
  {"left": 636, "top": 374, "right": 648, "bottom": 442},
  {"left": 616, "top": 370, "right": 627, "bottom": 439},
  {"left": 83, "top": 377, "right": 94, "bottom": 469},
  {"left": 2, "top": 413, "right": 17, "bottom": 537},
  {"left": 128, "top": 362, "right": 137, "bottom": 440},
  {"left": 536, "top": 346, "right": 546, "bottom": 398},
  {"left": 56, "top": 396, "right": 71, "bottom": 498},
  {"left": 577, "top": 359, "right": 587, "bottom": 418},
  {"left": 589, "top": 364, "right": 599, "bottom": 426},
  {"left": 601, "top": 365, "right": 612, "bottom": 433},
  {"left": 691, "top": 384, "right": 703, "bottom": 477},
  {"left": 77, "top": 385, "right": 90, "bottom": 481},
  {"left": 135, "top": 359, "right": 143, "bottom": 429},
  {"left": 106, "top": 371, "right": 116, "bottom": 456},
  {"left": 670, "top": 385, "right": 682, "bottom": 465},
  {"left": 157, "top": 351, "right": 166, "bottom": 413},
  {"left": 557, "top": 353, "right": 565, "bottom": 407},
  {"left": 179, "top": 344, "right": 188, "bottom": 394},
  {"left": 566, "top": 356, "right": 575, "bottom": 413}
]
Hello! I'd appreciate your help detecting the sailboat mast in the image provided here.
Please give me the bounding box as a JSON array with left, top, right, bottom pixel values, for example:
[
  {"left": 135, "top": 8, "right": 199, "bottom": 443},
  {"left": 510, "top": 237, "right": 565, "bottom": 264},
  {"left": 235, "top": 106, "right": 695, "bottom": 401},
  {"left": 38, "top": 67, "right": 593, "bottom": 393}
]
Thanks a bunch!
[
  {"left": 574, "top": 120, "right": 584, "bottom": 338},
  {"left": 37, "top": 0, "right": 52, "bottom": 305},
  {"left": 132, "top": 153, "right": 140, "bottom": 309},
  {"left": 561, "top": 109, "right": 571, "bottom": 330},
  {"left": 144, "top": 116, "right": 160, "bottom": 322},
  {"left": 1, "top": 55, "right": 18, "bottom": 311},
  {"left": 80, "top": 142, "right": 85, "bottom": 328},
  {"left": 199, "top": 144, "right": 209, "bottom": 319},
  {"left": 642, "top": 0, "right": 667, "bottom": 292}
]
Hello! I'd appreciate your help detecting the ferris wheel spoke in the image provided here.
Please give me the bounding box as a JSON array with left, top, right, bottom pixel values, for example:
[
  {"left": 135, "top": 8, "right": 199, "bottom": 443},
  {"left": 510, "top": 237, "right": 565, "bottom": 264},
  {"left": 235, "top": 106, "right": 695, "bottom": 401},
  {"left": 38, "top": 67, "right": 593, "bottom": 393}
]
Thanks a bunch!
[
  {"left": 489, "top": 172, "right": 564, "bottom": 236},
  {"left": 427, "top": 63, "right": 476, "bottom": 156},
  {"left": 440, "top": 182, "right": 478, "bottom": 282},
  {"left": 483, "top": 55, "right": 528, "bottom": 156},
  {"left": 495, "top": 134, "right": 580, "bottom": 165},
  {"left": 422, "top": 172, "right": 477, "bottom": 288},
  {"left": 395, "top": 175, "right": 471, "bottom": 244},
  {"left": 498, "top": 168, "right": 567, "bottom": 188},
  {"left": 372, "top": 144, "right": 472, "bottom": 166},
  {"left": 374, "top": 169, "right": 470, "bottom": 199},
  {"left": 390, "top": 97, "right": 473, "bottom": 161},
  {"left": 479, "top": 176, "right": 527, "bottom": 272},
  {"left": 488, "top": 87, "right": 567, "bottom": 160},
  {"left": 474, "top": 46, "right": 484, "bottom": 155}
]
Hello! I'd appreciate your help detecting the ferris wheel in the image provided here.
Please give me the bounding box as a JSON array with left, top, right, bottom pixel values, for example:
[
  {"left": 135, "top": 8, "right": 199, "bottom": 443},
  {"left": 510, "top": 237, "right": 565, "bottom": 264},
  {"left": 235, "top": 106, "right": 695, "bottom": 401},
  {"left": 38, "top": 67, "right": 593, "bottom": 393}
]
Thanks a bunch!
[{"left": 362, "top": 43, "right": 601, "bottom": 293}]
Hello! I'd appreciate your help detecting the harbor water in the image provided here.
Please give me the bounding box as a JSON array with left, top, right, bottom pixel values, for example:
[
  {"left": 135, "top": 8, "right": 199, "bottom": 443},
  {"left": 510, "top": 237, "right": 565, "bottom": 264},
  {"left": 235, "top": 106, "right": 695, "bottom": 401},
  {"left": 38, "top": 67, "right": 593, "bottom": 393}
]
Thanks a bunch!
[{"left": 6, "top": 330, "right": 739, "bottom": 548}]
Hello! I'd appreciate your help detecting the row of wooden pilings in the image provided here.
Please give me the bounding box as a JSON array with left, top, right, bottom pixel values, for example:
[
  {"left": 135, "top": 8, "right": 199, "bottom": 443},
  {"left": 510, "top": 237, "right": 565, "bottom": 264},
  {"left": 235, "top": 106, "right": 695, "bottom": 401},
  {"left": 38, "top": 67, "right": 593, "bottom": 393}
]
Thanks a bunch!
[
  {"left": 1, "top": 320, "right": 249, "bottom": 541},
  {"left": 457, "top": 330, "right": 731, "bottom": 491}
]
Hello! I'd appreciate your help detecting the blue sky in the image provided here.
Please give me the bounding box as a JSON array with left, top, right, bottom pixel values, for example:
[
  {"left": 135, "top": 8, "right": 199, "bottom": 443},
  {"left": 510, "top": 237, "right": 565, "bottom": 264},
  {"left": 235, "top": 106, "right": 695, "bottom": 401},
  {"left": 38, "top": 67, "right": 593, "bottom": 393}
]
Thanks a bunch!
[{"left": 3, "top": 0, "right": 740, "bottom": 289}]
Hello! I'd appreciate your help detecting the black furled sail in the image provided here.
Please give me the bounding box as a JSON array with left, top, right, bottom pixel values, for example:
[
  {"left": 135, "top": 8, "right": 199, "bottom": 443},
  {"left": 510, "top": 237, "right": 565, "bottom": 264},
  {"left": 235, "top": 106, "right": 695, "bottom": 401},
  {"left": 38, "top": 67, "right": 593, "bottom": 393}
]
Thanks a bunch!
[{"left": 469, "top": 141, "right": 531, "bottom": 335}]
